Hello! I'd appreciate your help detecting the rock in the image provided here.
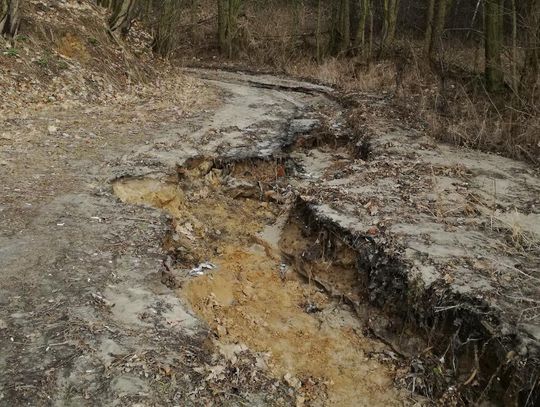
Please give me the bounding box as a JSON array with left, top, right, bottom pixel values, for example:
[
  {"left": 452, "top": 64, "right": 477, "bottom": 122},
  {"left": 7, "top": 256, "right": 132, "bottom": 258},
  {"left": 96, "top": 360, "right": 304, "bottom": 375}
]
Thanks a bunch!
[
  {"left": 216, "top": 325, "right": 227, "bottom": 337},
  {"left": 284, "top": 373, "right": 302, "bottom": 390},
  {"left": 225, "top": 178, "right": 259, "bottom": 199},
  {"left": 242, "top": 285, "right": 255, "bottom": 298},
  {"left": 367, "top": 226, "right": 379, "bottom": 236}
]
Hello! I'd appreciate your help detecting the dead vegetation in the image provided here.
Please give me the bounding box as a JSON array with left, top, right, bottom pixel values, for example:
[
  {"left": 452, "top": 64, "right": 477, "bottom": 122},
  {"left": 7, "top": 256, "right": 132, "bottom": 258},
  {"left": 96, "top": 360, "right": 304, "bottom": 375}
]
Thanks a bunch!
[
  {"left": 7, "top": 1, "right": 536, "bottom": 162},
  {"left": 0, "top": 0, "right": 211, "bottom": 115}
]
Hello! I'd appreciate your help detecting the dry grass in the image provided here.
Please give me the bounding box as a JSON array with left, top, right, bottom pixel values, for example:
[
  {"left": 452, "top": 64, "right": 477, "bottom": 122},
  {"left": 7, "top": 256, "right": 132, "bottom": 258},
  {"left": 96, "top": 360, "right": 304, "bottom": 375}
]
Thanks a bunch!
[
  {"left": 285, "top": 51, "right": 539, "bottom": 164},
  {"left": 419, "top": 80, "right": 540, "bottom": 163},
  {"left": 283, "top": 57, "right": 396, "bottom": 92}
]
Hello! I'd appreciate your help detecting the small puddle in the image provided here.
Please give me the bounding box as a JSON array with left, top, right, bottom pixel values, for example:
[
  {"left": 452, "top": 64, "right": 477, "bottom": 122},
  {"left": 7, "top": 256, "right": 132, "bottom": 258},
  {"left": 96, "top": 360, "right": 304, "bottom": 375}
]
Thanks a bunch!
[{"left": 113, "top": 161, "right": 413, "bottom": 405}]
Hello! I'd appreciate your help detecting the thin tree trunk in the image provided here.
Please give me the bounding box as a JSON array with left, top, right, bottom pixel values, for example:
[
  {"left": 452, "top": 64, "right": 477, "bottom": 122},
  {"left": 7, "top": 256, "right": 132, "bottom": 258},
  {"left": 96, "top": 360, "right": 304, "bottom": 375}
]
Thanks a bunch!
[
  {"left": 152, "top": 0, "right": 177, "bottom": 57},
  {"left": 424, "top": 0, "right": 436, "bottom": 55},
  {"left": 521, "top": 0, "right": 540, "bottom": 99},
  {"left": 510, "top": 0, "right": 518, "bottom": 91},
  {"left": 467, "top": 0, "right": 482, "bottom": 40},
  {"left": 316, "top": 0, "right": 322, "bottom": 62},
  {"left": 368, "top": 0, "right": 373, "bottom": 60},
  {"left": 191, "top": 0, "right": 198, "bottom": 42},
  {"left": 484, "top": 0, "right": 505, "bottom": 92},
  {"left": 429, "top": 0, "right": 449, "bottom": 58},
  {"left": 354, "top": 0, "right": 368, "bottom": 51},
  {"left": 330, "top": 0, "right": 350, "bottom": 55},
  {"left": 227, "top": 0, "right": 233, "bottom": 57},
  {"left": 381, "top": 0, "right": 399, "bottom": 50},
  {"left": 0, "top": 0, "right": 10, "bottom": 35},
  {"left": 217, "top": 0, "right": 227, "bottom": 53},
  {"left": 341, "top": 0, "right": 350, "bottom": 52},
  {"left": 293, "top": 0, "right": 304, "bottom": 39},
  {"left": 224, "top": 0, "right": 242, "bottom": 58}
]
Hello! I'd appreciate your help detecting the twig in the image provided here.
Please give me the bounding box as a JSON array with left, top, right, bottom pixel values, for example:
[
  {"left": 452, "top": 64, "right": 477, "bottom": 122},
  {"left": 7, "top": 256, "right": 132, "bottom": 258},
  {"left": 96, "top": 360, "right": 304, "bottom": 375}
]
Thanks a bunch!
[
  {"left": 463, "top": 368, "right": 478, "bottom": 386},
  {"left": 500, "top": 263, "right": 540, "bottom": 282},
  {"left": 40, "top": 341, "right": 71, "bottom": 349},
  {"left": 502, "top": 294, "right": 540, "bottom": 304}
]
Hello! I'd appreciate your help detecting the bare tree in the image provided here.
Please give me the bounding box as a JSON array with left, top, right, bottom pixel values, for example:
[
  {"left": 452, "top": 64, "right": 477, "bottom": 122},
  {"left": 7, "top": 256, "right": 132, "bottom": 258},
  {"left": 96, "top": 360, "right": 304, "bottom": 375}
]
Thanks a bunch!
[
  {"left": 425, "top": 0, "right": 450, "bottom": 59},
  {"left": 316, "top": 0, "right": 323, "bottom": 62},
  {"left": 521, "top": 0, "right": 540, "bottom": 99},
  {"left": 0, "top": 0, "right": 20, "bottom": 38},
  {"left": 190, "top": 0, "right": 198, "bottom": 41},
  {"left": 152, "top": 0, "right": 180, "bottom": 57},
  {"left": 354, "top": 0, "right": 372, "bottom": 57},
  {"left": 424, "top": 0, "right": 435, "bottom": 54},
  {"left": 217, "top": 0, "right": 243, "bottom": 57},
  {"left": 510, "top": 0, "right": 517, "bottom": 91}
]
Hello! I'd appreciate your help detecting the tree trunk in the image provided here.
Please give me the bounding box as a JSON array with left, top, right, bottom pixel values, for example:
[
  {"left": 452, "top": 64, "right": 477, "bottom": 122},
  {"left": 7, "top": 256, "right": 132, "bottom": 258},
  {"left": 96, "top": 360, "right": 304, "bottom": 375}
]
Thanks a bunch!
[
  {"left": 368, "top": 0, "right": 373, "bottom": 60},
  {"left": 330, "top": 0, "right": 350, "bottom": 55},
  {"left": 428, "top": 0, "right": 449, "bottom": 58},
  {"left": 316, "top": 0, "right": 322, "bottom": 62},
  {"left": 424, "top": 0, "right": 436, "bottom": 55},
  {"left": 381, "top": 0, "right": 399, "bottom": 50},
  {"left": 217, "top": 0, "right": 242, "bottom": 57},
  {"left": 484, "top": 0, "right": 504, "bottom": 92},
  {"left": 109, "top": 0, "right": 136, "bottom": 36},
  {"left": 217, "top": 0, "right": 227, "bottom": 52},
  {"left": 226, "top": 0, "right": 242, "bottom": 58},
  {"left": 0, "top": 0, "right": 20, "bottom": 38},
  {"left": 354, "top": 0, "right": 369, "bottom": 52},
  {"left": 293, "top": 0, "right": 304, "bottom": 39},
  {"left": 152, "top": 0, "right": 177, "bottom": 57},
  {"left": 510, "top": 0, "right": 517, "bottom": 91},
  {"left": 191, "top": 0, "right": 198, "bottom": 42},
  {"left": 521, "top": 0, "right": 540, "bottom": 99}
]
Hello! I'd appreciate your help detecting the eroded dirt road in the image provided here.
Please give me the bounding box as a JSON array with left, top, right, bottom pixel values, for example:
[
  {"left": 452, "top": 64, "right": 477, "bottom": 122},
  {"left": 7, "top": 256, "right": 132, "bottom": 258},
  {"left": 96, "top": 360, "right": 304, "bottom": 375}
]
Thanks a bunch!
[
  {"left": 0, "top": 70, "right": 411, "bottom": 406},
  {"left": 1, "top": 69, "right": 539, "bottom": 406}
]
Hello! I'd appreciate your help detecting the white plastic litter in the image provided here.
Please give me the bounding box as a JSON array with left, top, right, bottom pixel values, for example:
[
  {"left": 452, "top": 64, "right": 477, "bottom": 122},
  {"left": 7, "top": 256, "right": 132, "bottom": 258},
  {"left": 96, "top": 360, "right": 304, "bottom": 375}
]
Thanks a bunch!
[{"left": 189, "top": 262, "right": 216, "bottom": 277}]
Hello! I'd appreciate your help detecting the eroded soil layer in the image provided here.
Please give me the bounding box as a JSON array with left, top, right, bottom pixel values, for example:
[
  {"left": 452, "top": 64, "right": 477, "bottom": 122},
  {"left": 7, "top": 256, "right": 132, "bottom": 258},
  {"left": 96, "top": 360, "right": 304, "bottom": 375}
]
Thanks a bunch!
[
  {"left": 113, "top": 130, "right": 540, "bottom": 406},
  {"left": 284, "top": 199, "right": 539, "bottom": 405},
  {"left": 113, "top": 160, "right": 416, "bottom": 406}
]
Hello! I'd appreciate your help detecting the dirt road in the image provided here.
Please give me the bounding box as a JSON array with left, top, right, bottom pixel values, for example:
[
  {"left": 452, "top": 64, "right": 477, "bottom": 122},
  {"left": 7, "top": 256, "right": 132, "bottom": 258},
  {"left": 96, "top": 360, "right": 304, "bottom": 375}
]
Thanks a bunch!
[
  {"left": 1, "top": 70, "right": 539, "bottom": 406},
  {"left": 0, "top": 70, "right": 389, "bottom": 406}
]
